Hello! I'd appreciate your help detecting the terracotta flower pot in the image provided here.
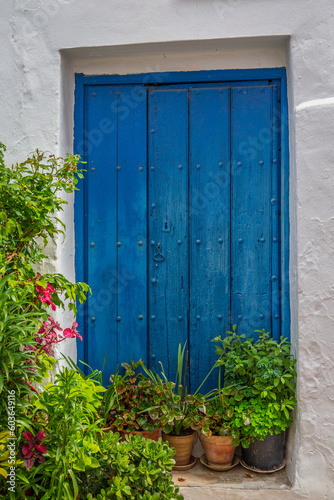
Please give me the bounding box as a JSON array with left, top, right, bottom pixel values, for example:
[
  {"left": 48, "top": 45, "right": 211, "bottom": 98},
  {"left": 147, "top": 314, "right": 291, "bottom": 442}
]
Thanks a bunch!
[
  {"left": 162, "top": 431, "right": 196, "bottom": 466},
  {"left": 200, "top": 433, "right": 235, "bottom": 466}
]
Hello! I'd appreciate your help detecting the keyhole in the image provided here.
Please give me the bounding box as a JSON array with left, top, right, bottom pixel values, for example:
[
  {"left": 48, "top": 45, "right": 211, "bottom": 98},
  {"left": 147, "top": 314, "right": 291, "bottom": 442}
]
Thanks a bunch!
[{"left": 165, "top": 222, "right": 168, "bottom": 230}]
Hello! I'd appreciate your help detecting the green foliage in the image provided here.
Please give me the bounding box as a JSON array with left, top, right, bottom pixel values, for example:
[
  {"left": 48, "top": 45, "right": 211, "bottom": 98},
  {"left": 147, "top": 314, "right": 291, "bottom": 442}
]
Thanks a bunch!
[
  {"left": 0, "top": 431, "right": 12, "bottom": 478},
  {"left": 0, "top": 276, "right": 56, "bottom": 428},
  {"left": 12, "top": 368, "right": 182, "bottom": 500},
  {"left": 104, "top": 361, "right": 164, "bottom": 433},
  {"left": 213, "top": 326, "right": 297, "bottom": 445},
  {"left": 84, "top": 433, "right": 183, "bottom": 500},
  {"left": 232, "top": 396, "right": 295, "bottom": 444},
  {"left": 214, "top": 326, "right": 297, "bottom": 403},
  {"left": 198, "top": 383, "right": 244, "bottom": 446},
  {"left": 0, "top": 143, "right": 89, "bottom": 314},
  {"left": 18, "top": 368, "right": 106, "bottom": 499},
  {"left": 0, "top": 143, "right": 92, "bottom": 500},
  {"left": 140, "top": 345, "right": 206, "bottom": 436}
]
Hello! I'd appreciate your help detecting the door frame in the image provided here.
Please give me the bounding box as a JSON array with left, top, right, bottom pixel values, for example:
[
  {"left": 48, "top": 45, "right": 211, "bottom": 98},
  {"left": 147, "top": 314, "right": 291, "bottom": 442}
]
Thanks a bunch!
[{"left": 73, "top": 67, "right": 290, "bottom": 366}]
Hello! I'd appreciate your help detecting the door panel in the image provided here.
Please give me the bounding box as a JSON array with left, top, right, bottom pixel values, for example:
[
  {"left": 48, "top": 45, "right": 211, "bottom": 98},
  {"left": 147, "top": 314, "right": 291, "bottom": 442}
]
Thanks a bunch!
[
  {"left": 148, "top": 88, "right": 189, "bottom": 379},
  {"left": 188, "top": 87, "right": 231, "bottom": 392},
  {"left": 231, "top": 86, "right": 273, "bottom": 333},
  {"left": 86, "top": 86, "right": 118, "bottom": 374},
  {"left": 117, "top": 85, "right": 148, "bottom": 366}
]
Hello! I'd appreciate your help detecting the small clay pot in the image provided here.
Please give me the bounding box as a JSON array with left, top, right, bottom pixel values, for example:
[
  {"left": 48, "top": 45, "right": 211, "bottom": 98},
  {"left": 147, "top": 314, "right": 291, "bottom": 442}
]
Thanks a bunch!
[
  {"left": 200, "top": 433, "right": 235, "bottom": 466},
  {"left": 162, "top": 431, "right": 196, "bottom": 466}
]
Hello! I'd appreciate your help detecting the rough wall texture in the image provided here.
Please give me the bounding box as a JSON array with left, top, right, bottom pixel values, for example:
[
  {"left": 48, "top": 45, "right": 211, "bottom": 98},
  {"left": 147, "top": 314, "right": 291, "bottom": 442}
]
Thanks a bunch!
[{"left": 1, "top": 0, "right": 334, "bottom": 497}]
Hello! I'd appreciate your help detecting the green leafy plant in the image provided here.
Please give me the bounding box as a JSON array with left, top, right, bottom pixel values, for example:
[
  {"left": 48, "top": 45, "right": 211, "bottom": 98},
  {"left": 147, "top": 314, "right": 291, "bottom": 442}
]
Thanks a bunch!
[
  {"left": 0, "top": 145, "right": 94, "bottom": 498},
  {"left": 232, "top": 396, "right": 295, "bottom": 444},
  {"left": 104, "top": 360, "right": 164, "bottom": 433},
  {"left": 141, "top": 345, "right": 206, "bottom": 436},
  {"left": 198, "top": 372, "right": 244, "bottom": 446},
  {"left": 213, "top": 326, "right": 297, "bottom": 446},
  {"left": 0, "top": 143, "right": 89, "bottom": 313},
  {"left": 0, "top": 276, "right": 57, "bottom": 428},
  {"left": 84, "top": 432, "right": 183, "bottom": 500},
  {"left": 0, "top": 431, "right": 12, "bottom": 479},
  {"left": 214, "top": 326, "right": 297, "bottom": 403},
  {"left": 13, "top": 369, "right": 183, "bottom": 500},
  {"left": 17, "top": 368, "right": 106, "bottom": 499}
]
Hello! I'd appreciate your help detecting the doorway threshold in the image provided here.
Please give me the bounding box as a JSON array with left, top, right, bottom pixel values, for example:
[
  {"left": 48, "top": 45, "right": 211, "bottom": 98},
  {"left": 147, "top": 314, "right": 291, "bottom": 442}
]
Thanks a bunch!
[{"left": 172, "top": 459, "right": 293, "bottom": 499}]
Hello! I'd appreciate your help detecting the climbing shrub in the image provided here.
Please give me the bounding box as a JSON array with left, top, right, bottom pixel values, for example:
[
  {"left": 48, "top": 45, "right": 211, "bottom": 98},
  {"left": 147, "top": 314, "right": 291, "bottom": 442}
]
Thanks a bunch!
[{"left": 0, "top": 143, "right": 89, "bottom": 311}]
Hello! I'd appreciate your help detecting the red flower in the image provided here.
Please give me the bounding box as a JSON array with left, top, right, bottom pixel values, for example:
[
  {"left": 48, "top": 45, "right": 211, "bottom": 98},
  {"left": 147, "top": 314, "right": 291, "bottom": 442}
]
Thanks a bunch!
[
  {"left": 21, "top": 431, "right": 47, "bottom": 470},
  {"left": 46, "top": 283, "right": 56, "bottom": 294},
  {"left": 36, "top": 317, "right": 63, "bottom": 356},
  {"left": 38, "top": 317, "right": 62, "bottom": 336},
  {"left": 63, "top": 322, "right": 82, "bottom": 341},
  {"left": 36, "top": 284, "right": 56, "bottom": 311}
]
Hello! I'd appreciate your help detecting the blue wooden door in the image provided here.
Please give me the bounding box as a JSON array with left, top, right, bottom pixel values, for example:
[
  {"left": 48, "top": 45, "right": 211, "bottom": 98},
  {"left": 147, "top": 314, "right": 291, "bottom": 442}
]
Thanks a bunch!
[
  {"left": 75, "top": 76, "right": 284, "bottom": 390},
  {"left": 82, "top": 84, "right": 148, "bottom": 379}
]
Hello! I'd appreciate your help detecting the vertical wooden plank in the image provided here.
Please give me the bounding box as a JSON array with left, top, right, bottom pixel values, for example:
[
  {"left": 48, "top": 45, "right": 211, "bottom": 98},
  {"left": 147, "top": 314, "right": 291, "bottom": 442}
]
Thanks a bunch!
[
  {"left": 231, "top": 86, "right": 273, "bottom": 338},
  {"left": 280, "top": 73, "right": 291, "bottom": 340},
  {"left": 74, "top": 74, "right": 85, "bottom": 366},
  {"left": 188, "top": 87, "right": 230, "bottom": 392},
  {"left": 117, "top": 85, "right": 148, "bottom": 364},
  {"left": 271, "top": 85, "right": 280, "bottom": 342},
  {"left": 148, "top": 88, "right": 189, "bottom": 380},
  {"left": 86, "top": 85, "right": 118, "bottom": 385}
]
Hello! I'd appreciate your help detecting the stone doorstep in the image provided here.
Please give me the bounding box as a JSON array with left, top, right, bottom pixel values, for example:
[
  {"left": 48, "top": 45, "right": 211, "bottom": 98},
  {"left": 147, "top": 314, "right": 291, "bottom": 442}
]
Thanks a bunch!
[
  {"left": 169, "top": 438, "right": 294, "bottom": 498},
  {"left": 172, "top": 461, "right": 291, "bottom": 490},
  {"left": 179, "top": 486, "right": 306, "bottom": 500},
  {"left": 171, "top": 460, "right": 297, "bottom": 500}
]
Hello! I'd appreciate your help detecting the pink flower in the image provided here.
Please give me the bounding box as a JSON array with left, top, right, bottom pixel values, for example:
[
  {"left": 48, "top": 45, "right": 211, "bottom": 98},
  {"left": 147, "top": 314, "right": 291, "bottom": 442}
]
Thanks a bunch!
[
  {"left": 46, "top": 284, "right": 56, "bottom": 294},
  {"left": 36, "top": 317, "right": 63, "bottom": 356},
  {"left": 38, "top": 317, "right": 62, "bottom": 336},
  {"left": 36, "top": 284, "right": 57, "bottom": 311},
  {"left": 21, "top": 431, "right": 47, "bottom": 470},
  {"left": 63, "top": 322, "right": 82, "bottom": 341}
]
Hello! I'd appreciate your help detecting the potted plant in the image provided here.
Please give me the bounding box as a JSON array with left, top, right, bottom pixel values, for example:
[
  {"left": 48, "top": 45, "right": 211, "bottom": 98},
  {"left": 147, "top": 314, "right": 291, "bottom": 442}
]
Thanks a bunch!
[
  {"left": 213, "top": 326, "right": 297, "bottom": 471},
  {"left": 141, "top": 345, "right": 205, "bottom": 467},
  {"left": 199, "top": 380, "right": 244, "bottom": 467},
  {"left": 103, "top": 361, "right": 163, "bottom": 441}
]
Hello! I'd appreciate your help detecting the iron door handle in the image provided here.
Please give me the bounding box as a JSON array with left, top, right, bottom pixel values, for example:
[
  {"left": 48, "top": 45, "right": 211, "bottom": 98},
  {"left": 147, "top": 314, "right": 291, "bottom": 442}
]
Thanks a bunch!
[{"left": 153, "top": 243, "right": 164, "bottom": 262}]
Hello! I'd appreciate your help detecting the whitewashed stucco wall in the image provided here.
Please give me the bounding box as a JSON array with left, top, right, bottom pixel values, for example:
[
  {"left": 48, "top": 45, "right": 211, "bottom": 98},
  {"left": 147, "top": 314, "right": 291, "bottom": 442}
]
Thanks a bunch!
[{"left": 1, "top": 1, "right": 334, "bottom": 498}]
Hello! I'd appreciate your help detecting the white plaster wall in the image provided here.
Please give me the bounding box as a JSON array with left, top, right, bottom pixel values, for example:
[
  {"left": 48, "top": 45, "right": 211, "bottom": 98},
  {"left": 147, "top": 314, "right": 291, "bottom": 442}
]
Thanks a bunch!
[{"left": 1, "top": 0, "right": 334, "bottom": 497}]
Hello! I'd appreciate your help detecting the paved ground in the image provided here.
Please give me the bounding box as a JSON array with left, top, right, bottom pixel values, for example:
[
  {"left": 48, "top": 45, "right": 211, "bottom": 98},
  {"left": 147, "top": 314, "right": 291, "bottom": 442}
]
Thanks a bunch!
[
  {"left": 178, "top": 488, "right": 310, "bottom": 500},
  {"left": 171, "top": 459, "right": 312, "bottom": 499}
]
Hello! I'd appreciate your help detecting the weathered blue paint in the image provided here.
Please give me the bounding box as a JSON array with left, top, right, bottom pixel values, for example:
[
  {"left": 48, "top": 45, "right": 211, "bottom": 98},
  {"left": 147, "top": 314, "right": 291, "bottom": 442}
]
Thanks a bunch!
[
  {"left": 188, "top": 87, "right": 231, "bottom": 392},
  {"left": 280, "top": 75, "right": 291, "bottom": 340},
  {"left": 148, "top": 88, "right": 189, "bottom": 380},
  {"left": 74, "top": 73, "right": 85, "bottom": 366},
  {"left": 271, "top": 85, "right": 280, "bottom": 342},
  {"left": 86, "top": 85, "right": 118, "bottom": 383},
  {"left": 117, "top": 85, "right": 148, "bottom": 368},
  {"left": 231, "top": 86, "right": 273, "bottom": 335},
  {"left": 80, "top": 68, "right": 286, "bottom": 86},
  {"left": 74, "top": 69, "right": 289, "bottom": 389}
]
